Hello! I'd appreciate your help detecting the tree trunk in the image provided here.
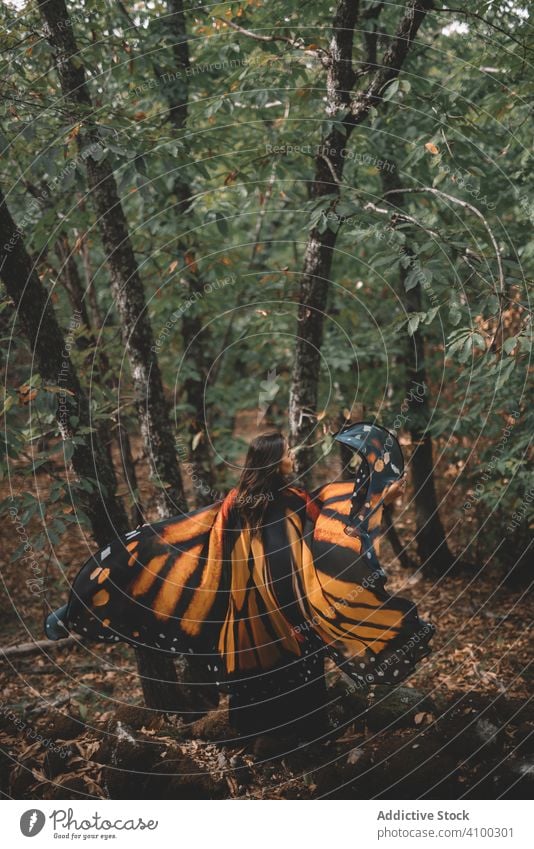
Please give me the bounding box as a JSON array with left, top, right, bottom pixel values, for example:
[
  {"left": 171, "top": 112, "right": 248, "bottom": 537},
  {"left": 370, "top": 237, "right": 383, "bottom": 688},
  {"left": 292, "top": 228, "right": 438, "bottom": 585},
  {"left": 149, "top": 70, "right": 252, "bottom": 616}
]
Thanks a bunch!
[
  {"left": 404, "top": 281, "right": 454, "bottom": 574},
  {"left": 133, "top": 647, "right": 188, "bottom": 713},
  {"left": 380, "top": 164, "right": 455, "bottom": 575},
  {"left": 288, "top": 0, "right": 359, "bottom": 486},
  {"left": 114, "top": 420, "right": 143, "bottom": 527},
  {"left": 180, "top": 277, "right": 217, "bottom": 504},
  {"left": 38, "top": 0, "right": 189, "bottom": 710},
  {"left": 53, "top": 231, "right": 120, "bottom": 477},
  {"left": 38, "top": 0, "right": 186, "bottom": 521},
  {"left": 54, "top": 233, "right": 144, "bottom": 526},
  {"left": 54, "top": 233, "right": 92, "bottom": 333},
  {"left": 289, "top": 0, "right": 432, "bottom": 486},
  {"left": 161, "top": 0, "right": 217, "bottom": 506},
  {"left": 0, "top": 188, "right": 127, "bottom": 546}
]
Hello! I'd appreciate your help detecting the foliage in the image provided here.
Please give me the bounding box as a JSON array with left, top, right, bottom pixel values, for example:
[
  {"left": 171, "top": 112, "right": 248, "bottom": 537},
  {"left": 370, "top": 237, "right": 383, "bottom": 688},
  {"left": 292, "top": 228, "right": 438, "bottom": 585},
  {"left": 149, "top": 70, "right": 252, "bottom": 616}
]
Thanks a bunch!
[{"left": 0, "top": 0, "right": 532, "bottom": 570}]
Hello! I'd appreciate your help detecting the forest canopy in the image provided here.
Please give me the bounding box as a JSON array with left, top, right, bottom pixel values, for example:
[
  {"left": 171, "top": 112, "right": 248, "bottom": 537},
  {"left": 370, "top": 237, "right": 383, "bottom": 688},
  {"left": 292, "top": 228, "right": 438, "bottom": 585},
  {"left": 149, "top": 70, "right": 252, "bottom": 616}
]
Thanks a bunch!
[{"left": 0, "top": 0, "right": 532, "bottom": 606}]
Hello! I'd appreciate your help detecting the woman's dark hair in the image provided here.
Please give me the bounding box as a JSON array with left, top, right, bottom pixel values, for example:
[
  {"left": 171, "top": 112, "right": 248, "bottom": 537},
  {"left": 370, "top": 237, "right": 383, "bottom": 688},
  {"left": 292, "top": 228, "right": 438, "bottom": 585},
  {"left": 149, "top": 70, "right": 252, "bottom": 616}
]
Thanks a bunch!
[{"left": 234, "top": 431, "right": 290, "bottom": 537}]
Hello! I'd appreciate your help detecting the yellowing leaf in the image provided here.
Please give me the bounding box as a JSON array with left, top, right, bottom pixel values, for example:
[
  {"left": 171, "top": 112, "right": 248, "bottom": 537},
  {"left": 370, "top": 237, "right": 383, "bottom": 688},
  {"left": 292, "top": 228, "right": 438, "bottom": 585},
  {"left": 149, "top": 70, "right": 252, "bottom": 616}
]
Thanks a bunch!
[
  {"left": 67, "top": 124, "right": 82, "bottom": 141},
  {"left": 184, "top": 251, "right": 198, "bottom": 273}
]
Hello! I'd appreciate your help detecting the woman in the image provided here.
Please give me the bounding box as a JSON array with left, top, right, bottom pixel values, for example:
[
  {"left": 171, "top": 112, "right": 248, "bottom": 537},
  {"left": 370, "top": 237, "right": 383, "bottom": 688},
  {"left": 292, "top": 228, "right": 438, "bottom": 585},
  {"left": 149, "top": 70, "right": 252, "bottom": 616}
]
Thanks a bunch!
[
  {"left": 45, "top": 423, "right": 435, "bottom": 743},
  {"left": 219, "top": 431, "right": 329, "bottom": 741}
]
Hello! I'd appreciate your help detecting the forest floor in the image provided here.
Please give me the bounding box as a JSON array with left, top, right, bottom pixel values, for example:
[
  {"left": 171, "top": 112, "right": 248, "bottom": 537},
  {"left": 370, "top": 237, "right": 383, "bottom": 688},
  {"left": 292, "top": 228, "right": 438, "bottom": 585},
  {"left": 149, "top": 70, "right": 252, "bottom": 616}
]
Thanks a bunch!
[{"left": 1, "top": 416, "right": 532, "bottom": 800}]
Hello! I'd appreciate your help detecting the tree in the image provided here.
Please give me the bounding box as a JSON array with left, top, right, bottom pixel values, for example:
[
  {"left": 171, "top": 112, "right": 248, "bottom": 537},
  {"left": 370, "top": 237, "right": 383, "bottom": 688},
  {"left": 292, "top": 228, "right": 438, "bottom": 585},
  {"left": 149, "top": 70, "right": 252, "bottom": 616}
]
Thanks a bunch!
[
  {"left": 288, "top": 0, "right": 433, "bottom": 485},
  {"left": 38, "top": 0, "right": 187, "bottom": 520},
  {"left": 379, "top": 162, "right": 456, "bottom": 575},
  {"left": 0, "top": 187, "right": 127, "bottom": 545},
  {"left": 161, "top": 0, "right": 217, "bottom": 505},
  {"left": 38, "top": 0, "right": 189, "bottom": 710}
]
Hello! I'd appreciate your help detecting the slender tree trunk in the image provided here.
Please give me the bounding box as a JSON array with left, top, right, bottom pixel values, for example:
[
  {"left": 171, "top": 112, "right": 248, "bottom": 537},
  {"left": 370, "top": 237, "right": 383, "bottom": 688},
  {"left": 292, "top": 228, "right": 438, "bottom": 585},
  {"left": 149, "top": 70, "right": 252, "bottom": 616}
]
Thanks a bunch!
[
  {"left": 380, "top": 164, "right": 455, "bottom": 575},
  {"left": 160, "top": 0, "right": 217, "bottom": 506},
  {"left": 38, "top": 0, "right": 186, "bottom": 521},
  {"left": 337, "top": 407, "right": 355, "bottom": 474},
  {"left": 116, "top": 420, "right": 144, "bottom": 527},
  {"left": 154, "top": 7, "right": 219, "bottom": 705},
  {"left": 54, "top": 233, "right": 92, "bottom": 333},
  {"left": 53, "top": 232, "right": 119, "bottom": 477},
  {"left": 38, "top": 0, "right": 189, "bottom": 710},
  {"left": 404, "top": 280, "right": 454, "bottom": 574},
  {"left": 180, "top": 277, "right": 217, "bottom": 504},
  {"left": 0, "top": 188, "right": 127, "bottom": 546},
  {"left": 289, "top": 0, "right": 432, "bottom": 486},
  {"left": 56, "top": 235, "right": 144, "bottom": 526},
  {"left": 289, "top": 0, "right": 359, "bottom": 486}
]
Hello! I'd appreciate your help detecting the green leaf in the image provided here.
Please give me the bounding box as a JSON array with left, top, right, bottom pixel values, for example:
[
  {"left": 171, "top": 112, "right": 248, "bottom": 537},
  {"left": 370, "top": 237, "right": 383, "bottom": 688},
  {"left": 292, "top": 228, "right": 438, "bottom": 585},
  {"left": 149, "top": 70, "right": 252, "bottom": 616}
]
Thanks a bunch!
[
  {"left": 63, "top": 440, "right": 75, "bottom": 462},
  {"left": 425, "top": 306, "right": 440, "bottom": 324},
  {"left": 215, "top": 212, "right": 229, "bottom": 236},
  {"left": 404, "top": 268, "right": 421, "bottom": 291},
  {"left": 382, "top": 79, "right": 400, "bottom": 101},
  {"left": 449, "top": 304, "right": 462, "bottom": 326},
  {"left": 407, "top": 315, "right": 421, "bottom": 336}
]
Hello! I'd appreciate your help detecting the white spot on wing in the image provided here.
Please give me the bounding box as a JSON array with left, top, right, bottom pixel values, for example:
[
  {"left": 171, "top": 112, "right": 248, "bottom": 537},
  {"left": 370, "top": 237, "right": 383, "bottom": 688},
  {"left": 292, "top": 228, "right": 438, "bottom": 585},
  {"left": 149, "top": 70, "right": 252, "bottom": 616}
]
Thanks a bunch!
[{"left": 101, "top": 546, "right": 111, "bottom": 561}]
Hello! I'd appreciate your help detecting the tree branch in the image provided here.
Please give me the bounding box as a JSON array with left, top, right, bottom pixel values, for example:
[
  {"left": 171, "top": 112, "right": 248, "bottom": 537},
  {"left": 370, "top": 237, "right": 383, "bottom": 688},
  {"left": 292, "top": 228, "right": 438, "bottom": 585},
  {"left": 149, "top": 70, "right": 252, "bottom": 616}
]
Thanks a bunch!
[
  {"left": 0, "top": 637, "right": 79, "bottom": 661},
  {"left": 215, "top": 16, "right": 330, "bottom": 64},
  {"left": 350, "top": 0, "right": 433, "bottom": 125},
  {"left": 382, "top": 186, "right": 504, "bottom": 296}
]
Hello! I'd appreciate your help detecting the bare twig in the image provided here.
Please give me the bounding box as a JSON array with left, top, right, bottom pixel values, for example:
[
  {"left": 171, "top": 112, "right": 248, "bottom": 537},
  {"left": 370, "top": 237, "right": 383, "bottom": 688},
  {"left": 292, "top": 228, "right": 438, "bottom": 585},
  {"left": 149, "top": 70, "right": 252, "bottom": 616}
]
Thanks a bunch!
[
  {"left": 382, "top": 186, "right": 505, "bottom": 296},
  {"left": 216, "top": 17, "right": 295, "bottom": 44},
  {"left": 363, "top": 199, "right": 442, "bottom": 239},
  {"left": 214, "top": 16, "right": 330, "bottom": 64},
  {"left": 381, "top": 185, "right": 506, "bottom": 350},
  {"left": 0, "top": 637, "right": 79, "bottom": 661},
  {"left": 319, "top": 153, "right": 342, "bottom": 187},
  {"left": 27, "top": 690, "right": 86, "bottom": 716}
]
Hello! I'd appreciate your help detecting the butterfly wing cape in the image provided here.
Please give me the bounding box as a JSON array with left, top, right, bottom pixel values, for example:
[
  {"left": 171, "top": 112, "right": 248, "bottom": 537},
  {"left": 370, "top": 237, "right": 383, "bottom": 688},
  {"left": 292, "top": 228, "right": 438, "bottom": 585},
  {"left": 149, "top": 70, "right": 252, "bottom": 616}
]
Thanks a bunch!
[{"left": 45, "top": 423, "right": 436, "bottom": 690}]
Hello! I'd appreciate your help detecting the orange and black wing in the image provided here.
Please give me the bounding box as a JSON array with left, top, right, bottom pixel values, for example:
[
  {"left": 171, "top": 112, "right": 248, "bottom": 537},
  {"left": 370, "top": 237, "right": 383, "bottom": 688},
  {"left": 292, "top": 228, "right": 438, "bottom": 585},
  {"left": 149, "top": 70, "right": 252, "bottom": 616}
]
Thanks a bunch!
[
  {"left": 299, "top": 482, "right": 436, "bottom": 687},
  {"left": 62, "top": 502, "right": 226, "bottom": 656}
]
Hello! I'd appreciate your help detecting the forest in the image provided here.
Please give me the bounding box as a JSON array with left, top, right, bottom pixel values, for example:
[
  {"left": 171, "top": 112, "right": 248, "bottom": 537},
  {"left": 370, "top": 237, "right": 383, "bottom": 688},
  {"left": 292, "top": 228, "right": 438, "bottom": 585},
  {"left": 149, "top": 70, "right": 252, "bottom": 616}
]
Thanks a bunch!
[{"left": 0, "top": 0, "right": 532, "bottom": 801}]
